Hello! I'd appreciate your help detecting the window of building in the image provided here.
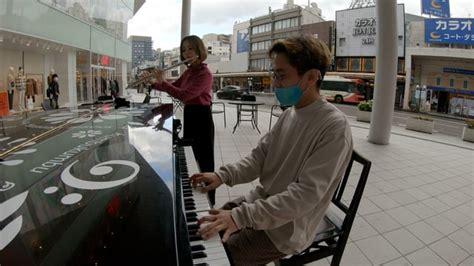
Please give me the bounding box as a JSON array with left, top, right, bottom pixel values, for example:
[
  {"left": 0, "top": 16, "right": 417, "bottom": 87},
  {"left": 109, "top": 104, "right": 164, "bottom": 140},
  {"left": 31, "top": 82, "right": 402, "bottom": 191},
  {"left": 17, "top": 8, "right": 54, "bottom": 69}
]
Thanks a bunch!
[
  {"left": 436, "top": 77, "right": 441, "bottom": 85},
  {"left": 274, "top": 18, "right": 298, "bottom": 31},
  {"left": 397, "top": 58, "right": 405, "bottom": 74},
  {"left": 252, "top": 23, "right": 271, "bottom": 34},
  {"left": 463, "top": 80, "right": 468, "bottom": 89},
  {"left": 251, "top": 40, "right": 272, "bottom": 51},
  {"left": 363, "top": 58, "right": 375, "bottom": 72},
  {"left": 339, "top": 38, "right": 346, "bottom": 47},
  {"left": 250, "top": 58, "right": 271, "bottom": 71},
  {"left": 449, "top": 79, "right": 454, "bottom": 87},
  {"left": 349, "top": 58, "right": 361, "bottom": 72},
  {"left": 336, "top": 58, "right": 348, "bottom": 71}
]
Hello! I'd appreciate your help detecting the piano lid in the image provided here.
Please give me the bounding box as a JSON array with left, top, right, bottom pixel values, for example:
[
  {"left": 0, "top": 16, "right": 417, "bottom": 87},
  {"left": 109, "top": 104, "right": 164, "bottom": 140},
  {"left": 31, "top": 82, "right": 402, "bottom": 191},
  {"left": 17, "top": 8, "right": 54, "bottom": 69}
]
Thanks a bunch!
[{"left": 0, "top": 103, "right": 178, "bottom": 265}]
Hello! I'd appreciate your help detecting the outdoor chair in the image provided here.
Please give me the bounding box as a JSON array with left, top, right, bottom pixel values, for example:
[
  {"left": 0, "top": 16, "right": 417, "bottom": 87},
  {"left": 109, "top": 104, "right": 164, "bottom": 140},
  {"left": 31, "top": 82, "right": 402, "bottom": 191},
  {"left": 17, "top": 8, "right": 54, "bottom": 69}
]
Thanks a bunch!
[
  {"left": 143, "top": 94, "right": 151, "bottom": 104},
  {"left": 269, "top": 104, "right": 289, "bottom": 131},
  {"left": 211, "top": 101, "right": 226, "bottom": 128},
  {"left": 276, "top": 150, "right": 371, "bottom": 266}
]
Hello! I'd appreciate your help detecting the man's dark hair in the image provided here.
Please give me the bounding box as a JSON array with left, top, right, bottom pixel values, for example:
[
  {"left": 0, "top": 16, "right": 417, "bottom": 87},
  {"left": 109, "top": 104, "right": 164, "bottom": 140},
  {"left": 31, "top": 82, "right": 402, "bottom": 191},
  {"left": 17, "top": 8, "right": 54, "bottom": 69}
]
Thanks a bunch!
[
  {"left": 269, "top": 36, "right": 331, "bottom": 88},
  {"left": 180, "top": 35, "right": 207, "bottom": 62}
]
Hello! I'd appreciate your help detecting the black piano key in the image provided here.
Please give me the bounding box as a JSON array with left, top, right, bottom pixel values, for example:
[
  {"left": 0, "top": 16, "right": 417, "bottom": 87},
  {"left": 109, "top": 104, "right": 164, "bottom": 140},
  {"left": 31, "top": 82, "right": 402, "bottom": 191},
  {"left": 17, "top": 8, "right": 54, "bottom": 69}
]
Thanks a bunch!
[
  {"left": 190, "top": 244, "right": 205, "bottom": 252},
  {"left": 189, "top": 235, "right": 203, "bottom": 242},
  {"left": 193, "top": 263, "right": 209, "bottom": 266},
  {"left": 191, "top": 251, "right": 207, "bottom": 259},
  {"left": 188, "top": 228, "right": 198, "bottom": 235},
  {"left": 188, "top": 224, "right": 199, "bottom": 230},
  {"left": 186, "top": 212, "right": 197, "bottom": 219},
  {"left": 185, "top": 203, "right": 196, "bottom": 208},
  {"left": 184, "top": 199, "right": 194, "bottom": 204},
  {"left": 187, "top": 216, "right": 198, "bottom": 223}
]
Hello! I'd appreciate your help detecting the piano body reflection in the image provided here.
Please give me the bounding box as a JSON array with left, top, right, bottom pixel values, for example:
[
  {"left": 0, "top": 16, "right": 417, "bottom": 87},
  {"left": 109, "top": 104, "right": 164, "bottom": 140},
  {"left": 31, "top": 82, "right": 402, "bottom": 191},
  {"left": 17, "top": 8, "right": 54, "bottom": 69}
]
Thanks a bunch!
[{"left": 0, "top": 103, "right": 229, "bottom": 265}]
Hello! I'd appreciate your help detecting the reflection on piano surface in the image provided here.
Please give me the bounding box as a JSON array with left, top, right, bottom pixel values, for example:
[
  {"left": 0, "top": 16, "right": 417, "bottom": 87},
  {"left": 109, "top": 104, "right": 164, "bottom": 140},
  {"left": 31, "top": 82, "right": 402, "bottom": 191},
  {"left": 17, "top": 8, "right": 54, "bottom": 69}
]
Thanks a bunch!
[{"left": 0, "top": 103, "right": 229, "bottom": 265}]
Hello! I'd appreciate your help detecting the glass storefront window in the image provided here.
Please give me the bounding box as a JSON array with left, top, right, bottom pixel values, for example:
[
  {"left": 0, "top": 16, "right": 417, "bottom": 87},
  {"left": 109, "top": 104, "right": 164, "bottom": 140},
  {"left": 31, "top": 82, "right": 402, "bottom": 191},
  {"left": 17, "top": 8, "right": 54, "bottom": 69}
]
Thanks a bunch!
[
  {"left": 76, "top": 50, "right": 91, "bottom": 103},
  {"left": 37, "top": 0, "right": 132, "bottom": 41}
]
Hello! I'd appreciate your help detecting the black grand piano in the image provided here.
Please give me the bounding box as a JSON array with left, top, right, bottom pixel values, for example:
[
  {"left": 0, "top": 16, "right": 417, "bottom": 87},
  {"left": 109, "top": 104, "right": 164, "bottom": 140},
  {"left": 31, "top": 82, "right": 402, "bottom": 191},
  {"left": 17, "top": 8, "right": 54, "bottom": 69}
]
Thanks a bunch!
[{"left": 0, "top": 103, "right": 229, "bottom": 265}]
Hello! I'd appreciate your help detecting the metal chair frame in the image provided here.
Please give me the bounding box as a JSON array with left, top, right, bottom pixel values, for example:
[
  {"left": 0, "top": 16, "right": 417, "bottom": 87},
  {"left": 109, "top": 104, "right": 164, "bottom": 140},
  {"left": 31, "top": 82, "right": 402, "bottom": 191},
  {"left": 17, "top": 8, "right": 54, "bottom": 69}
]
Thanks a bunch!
[
  {"left": 277, "top": 150, "right": 371, "bottom": 266},
  {"left": 211, "top": 101, "right": 226, "bottom": 128}
]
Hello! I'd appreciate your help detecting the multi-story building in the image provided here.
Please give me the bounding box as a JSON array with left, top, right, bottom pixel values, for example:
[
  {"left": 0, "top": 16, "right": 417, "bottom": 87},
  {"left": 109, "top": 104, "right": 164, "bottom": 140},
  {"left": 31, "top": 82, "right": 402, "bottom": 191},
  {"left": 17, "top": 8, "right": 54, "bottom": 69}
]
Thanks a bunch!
[
  {"left": 403, "top": 18, "right": 474, "bottom": 116},
  {"left": 334, "top": 4, "right": 407, "bottom": 106},
  {"left": 248, "top": 1, "right": 324, "bottom": 72},
  {"left": 0, "top": 0, "right": 144, "bottom": 109},
  {"left": 130, "top": 35, "right": 154, "bottom": 68}
]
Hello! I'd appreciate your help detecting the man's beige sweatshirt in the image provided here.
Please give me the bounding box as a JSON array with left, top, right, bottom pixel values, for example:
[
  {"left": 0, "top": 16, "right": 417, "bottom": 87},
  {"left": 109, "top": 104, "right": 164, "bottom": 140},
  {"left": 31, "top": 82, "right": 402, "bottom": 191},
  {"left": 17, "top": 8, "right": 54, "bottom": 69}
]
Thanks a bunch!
[{"left": 216, "top": 98, "right": 353, "bottom": 254}]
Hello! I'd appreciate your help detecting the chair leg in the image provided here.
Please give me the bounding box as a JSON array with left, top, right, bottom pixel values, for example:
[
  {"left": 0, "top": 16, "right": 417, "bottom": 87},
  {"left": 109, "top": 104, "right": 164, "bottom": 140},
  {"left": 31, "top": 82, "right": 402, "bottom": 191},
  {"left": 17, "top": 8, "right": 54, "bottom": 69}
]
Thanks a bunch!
[
  {"left": 224, "top": 109, "right": 226, "bottom": 128},
  {"left": 269, "top": 114, "right": 273, "bottom": 131}
]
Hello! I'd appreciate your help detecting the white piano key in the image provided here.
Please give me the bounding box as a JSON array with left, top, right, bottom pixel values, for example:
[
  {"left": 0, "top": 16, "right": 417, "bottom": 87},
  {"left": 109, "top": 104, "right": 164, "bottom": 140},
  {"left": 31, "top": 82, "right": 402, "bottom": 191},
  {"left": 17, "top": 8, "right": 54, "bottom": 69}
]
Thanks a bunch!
[{"left": 181, "top": 146, "right": 230, "bottom": 265}]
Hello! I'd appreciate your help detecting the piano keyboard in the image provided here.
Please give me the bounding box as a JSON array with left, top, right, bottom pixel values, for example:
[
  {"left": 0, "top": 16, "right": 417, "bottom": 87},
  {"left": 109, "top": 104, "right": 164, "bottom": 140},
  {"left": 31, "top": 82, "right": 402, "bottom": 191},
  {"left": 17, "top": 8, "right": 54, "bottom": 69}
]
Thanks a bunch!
[{"left": 178, "top": 146, "right": 230, "bottom": 266}]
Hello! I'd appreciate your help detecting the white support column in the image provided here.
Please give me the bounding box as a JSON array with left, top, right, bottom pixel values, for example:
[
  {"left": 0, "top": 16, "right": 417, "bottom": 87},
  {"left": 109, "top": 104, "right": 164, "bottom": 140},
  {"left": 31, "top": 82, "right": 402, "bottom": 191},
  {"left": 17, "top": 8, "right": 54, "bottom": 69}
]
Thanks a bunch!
[
  {"left": 67, "top": 51, "right": 77, "bottom": 108},
  {"left": 181, "top": 0, "right": 191, "bottom": 39},
  {"left": 121, "top": 61, "right": 127, "bottom": 95},
  {"left": 368, "top": 0, "right": 398, "bottom": 145},
  {"left": 180, "top": 0, "right": 191, "bottom": 73},
  {"left": 403, "top": 53, "right": 412, "bottom": 110}
]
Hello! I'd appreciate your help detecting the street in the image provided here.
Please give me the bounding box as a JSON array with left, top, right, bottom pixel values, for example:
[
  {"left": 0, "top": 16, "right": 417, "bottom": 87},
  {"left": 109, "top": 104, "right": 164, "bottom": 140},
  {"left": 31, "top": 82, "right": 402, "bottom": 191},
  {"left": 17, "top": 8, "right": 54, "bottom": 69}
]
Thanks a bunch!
[
  {"left": 214, "top": 96, "right": 467, "bottom": 138},
  {"left": 333, "top": 103, "right": 467, "bottom": 138}
]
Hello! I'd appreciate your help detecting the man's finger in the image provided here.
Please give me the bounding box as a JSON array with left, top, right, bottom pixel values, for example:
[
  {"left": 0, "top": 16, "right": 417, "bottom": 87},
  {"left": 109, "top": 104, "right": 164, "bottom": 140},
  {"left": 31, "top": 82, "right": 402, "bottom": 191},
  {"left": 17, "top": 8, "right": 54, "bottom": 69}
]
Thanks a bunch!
[
  {"left": 200, "top": 223, "right": 226, "bottom": 240},
  {"left": 197, "top": 221, "right": 217, "bottom": 237},
  {"left": 222, "top": 229, "right": 232, "bottom": 243},
  {"left": 197, "top": 214, "right": 217, "bottom": 224},
  {"left": 208, "top": 209, "right": 220, "bottom": 215}
]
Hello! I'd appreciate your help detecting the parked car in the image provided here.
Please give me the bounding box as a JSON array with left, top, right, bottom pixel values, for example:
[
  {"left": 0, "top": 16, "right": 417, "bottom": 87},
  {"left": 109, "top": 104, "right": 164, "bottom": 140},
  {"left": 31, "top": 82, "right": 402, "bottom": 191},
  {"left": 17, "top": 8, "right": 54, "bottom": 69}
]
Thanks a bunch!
[{"left": 216, "top": 85, "right": 246, "bottom": 100}]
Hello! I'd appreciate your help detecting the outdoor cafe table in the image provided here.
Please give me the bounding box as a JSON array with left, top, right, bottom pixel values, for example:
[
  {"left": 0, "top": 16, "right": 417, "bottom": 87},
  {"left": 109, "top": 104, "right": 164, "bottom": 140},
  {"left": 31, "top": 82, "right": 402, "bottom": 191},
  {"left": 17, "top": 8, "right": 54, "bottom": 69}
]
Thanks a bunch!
[{"left": 228, "top": 101, "right": 265, "bottom": 134}]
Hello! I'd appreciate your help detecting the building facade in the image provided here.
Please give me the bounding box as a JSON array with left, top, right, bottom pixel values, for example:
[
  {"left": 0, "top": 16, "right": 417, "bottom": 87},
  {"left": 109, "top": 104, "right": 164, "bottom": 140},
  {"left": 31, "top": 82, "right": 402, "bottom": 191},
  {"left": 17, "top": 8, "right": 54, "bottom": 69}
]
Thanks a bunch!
[
  {"left": 0, "top": 0, "right": 143, "bottom": 110},
  {"left": 130, "top": 35, "right": 154, "bottom": 68},
  {"left": 248, "top": 3, "right": 324, "bottom": 73},
  {"left": 403, "top": 19, "right": 474, "bottom": 116}
]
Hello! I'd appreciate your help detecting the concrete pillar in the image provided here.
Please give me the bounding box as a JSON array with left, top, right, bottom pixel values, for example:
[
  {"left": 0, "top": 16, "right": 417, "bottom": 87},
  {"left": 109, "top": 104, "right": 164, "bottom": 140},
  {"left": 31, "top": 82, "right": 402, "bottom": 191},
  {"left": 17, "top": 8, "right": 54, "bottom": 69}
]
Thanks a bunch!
[
  {"left": 181, "top": 0, "right": 191, "bottom": 39},
  {"left": 67, "top": 51, "right": 77, "bottom": 107},
  {"left": 121, "top": 61, "right": 128, "bottom": 95},
  {"left": 403, "top": 53, "right": 412, "bottom": 110},
  {"left": 368, "top": 0, "right": 398, "bottom": 145}
]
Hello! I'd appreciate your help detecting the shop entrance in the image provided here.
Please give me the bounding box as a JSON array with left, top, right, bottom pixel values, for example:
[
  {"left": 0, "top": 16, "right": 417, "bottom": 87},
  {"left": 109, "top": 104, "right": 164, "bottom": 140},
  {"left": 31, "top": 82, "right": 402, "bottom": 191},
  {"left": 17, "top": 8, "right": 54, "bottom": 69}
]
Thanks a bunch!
[{"left": 437, "top": 91, "right": 449, "bottom": 113}]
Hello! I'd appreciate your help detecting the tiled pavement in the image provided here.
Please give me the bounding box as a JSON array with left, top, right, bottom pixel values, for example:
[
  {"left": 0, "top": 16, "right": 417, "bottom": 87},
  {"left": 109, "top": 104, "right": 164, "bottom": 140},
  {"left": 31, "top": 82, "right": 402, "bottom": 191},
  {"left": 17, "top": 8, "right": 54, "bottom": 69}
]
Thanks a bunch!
[{"left": 168, "top": 97, "right": 473, "bottom": 265}]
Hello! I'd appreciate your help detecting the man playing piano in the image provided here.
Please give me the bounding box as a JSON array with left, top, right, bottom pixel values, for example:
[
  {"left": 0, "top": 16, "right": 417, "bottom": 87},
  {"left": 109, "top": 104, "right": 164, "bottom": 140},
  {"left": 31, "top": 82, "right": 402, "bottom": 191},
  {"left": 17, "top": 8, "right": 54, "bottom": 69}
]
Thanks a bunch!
[{"left": 191, "top": 36, "right": 353, "bottom": 265}]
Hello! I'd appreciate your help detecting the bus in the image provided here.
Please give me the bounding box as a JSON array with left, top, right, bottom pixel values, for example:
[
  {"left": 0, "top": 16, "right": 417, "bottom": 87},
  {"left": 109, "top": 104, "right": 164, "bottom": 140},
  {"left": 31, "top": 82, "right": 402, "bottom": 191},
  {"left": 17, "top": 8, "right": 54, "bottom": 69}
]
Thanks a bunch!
[{"left": 320, "top": 75, "right": 366, "bottom": 104}]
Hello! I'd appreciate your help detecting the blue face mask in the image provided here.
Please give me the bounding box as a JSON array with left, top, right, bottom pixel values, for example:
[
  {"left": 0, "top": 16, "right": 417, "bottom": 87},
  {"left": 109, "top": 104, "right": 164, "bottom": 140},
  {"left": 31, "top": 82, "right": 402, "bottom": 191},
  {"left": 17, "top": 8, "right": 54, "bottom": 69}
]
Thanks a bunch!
[{"left": 274, "top": 83, "right": 303, "bottom": 106}]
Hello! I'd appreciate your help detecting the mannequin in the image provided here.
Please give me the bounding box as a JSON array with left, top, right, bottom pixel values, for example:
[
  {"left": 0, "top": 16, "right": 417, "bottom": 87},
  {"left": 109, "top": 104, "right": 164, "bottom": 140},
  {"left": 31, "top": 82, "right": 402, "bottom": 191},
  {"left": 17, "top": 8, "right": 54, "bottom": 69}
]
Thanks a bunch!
[
  {"left": 7, "top": 67, "right": 15, "bottom": 110},
  {"left": 15, "top": 67, "right": 26, "bottom": 111},
  {"left": 47, "top": 69, "right": 55, "bottom": 88}
]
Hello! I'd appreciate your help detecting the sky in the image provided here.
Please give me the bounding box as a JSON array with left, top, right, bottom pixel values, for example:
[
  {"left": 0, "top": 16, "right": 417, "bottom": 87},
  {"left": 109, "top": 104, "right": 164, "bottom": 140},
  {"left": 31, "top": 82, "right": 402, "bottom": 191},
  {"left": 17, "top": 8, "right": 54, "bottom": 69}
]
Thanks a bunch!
[{"left": 128, "top": 0, "right": 473, "bottom": 50}]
